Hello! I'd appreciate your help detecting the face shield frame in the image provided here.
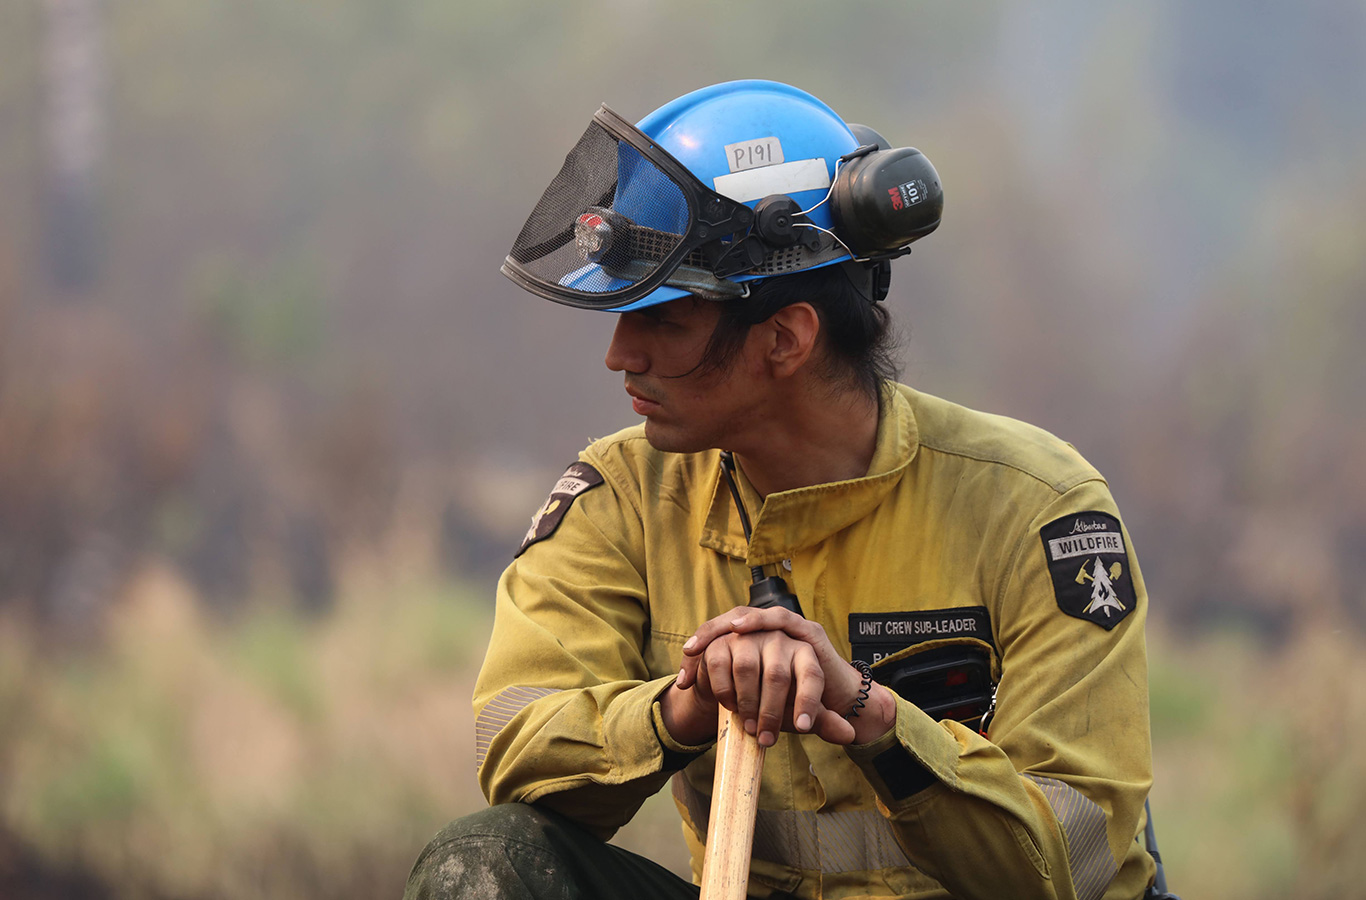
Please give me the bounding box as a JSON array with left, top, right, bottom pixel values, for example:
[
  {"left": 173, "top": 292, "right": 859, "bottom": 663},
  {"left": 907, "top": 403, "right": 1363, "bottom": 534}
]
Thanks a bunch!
[{"left": 501, "top": 105, "right": 759, "bottom": 311}]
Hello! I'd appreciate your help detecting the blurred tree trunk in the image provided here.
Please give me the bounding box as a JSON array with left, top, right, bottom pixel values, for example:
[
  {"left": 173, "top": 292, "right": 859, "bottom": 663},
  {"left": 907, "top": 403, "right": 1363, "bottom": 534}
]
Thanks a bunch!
[{"left": 43, "top": 0, "right": 106, "bottom": 293}]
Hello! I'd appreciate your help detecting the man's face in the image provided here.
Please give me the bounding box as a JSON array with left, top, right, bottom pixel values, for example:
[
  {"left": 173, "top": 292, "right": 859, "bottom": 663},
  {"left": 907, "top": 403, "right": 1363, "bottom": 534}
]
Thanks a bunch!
[{"left": 604, "top": 296, "right": 763, "bottom": 453}]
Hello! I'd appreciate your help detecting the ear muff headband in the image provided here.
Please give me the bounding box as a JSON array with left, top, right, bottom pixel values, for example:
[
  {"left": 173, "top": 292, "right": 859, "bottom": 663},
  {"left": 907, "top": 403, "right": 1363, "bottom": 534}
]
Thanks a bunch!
[{"left": 766, "top": 140, "right": 944, "bottom": 264}]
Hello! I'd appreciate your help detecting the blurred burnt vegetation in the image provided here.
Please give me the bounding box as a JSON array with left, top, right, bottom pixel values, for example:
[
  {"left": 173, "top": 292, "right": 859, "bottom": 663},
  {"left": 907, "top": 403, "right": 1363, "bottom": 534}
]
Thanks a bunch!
[
  {"left": 0, "top": 0, "right": 1365, "bottom": 898},
  {"left": 0, "top": 0, "right": 1359, "bottom": 638}
]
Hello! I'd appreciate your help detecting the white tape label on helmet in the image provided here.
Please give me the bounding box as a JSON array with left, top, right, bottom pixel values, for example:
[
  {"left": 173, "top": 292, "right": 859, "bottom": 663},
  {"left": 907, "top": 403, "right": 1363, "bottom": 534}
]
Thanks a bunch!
[
  {"left": 712, "top": 158, "right": 831, "bottom": 204},
  {"left": 724, "top": 136, "right": 785, "bottom": 173}
]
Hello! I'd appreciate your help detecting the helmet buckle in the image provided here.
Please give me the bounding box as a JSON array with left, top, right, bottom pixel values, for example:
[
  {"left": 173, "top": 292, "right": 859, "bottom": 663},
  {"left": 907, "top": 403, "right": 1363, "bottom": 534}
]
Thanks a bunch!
[{"left": 710, "top": 235, "right": 768, "bottom": 279}]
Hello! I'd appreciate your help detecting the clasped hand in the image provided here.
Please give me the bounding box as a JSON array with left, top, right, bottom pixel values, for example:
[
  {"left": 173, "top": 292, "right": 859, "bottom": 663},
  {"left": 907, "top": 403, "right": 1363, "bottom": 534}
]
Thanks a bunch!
[{"left": 662, "top": 607, "right": 879, "bottom": 748}]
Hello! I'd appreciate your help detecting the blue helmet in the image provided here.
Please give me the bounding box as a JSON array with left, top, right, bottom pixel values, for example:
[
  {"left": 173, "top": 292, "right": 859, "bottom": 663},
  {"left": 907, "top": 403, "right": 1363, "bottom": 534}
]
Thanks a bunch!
[{"left": 502, "top": 80, "right": 942, "bottom": 311}]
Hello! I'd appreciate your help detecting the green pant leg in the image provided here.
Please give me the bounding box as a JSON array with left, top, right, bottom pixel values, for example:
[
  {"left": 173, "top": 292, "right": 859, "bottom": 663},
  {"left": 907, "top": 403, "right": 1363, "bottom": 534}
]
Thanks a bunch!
[{"left": 405, "top": 803, "right": 700, "bottom": 900}]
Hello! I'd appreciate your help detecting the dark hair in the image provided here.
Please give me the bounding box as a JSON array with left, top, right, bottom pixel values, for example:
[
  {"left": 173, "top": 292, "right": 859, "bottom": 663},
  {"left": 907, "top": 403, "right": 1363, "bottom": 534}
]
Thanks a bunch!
[{"left": 693, "top": 264, "right": 901, "bottom": 403}]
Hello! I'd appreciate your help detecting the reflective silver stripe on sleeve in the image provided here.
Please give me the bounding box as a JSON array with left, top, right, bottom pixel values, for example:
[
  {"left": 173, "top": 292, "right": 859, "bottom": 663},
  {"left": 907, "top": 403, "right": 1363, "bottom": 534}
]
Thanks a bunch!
[
  {"left": 474, "top": 686, "right": 561, "bottom": 769},
  {"left": 671, "top": 773, "right": 710, "bottom": 832},
  {"left": 1022, "top": 774, "right": 1118, "bottom": 900},
  {"left": 672, "top": 775, "right": 915, "bottom": 875}
]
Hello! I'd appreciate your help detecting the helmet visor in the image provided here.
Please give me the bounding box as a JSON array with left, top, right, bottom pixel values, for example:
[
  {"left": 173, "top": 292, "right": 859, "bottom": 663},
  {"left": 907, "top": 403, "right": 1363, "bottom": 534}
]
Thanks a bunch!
[{"left": 502, "top": 106, "right": 756, "bottom": 309}]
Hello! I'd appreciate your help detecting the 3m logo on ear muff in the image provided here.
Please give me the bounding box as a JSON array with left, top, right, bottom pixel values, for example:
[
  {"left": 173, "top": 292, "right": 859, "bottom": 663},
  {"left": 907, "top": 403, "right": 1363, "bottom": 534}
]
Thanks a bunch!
[{"left": 888, "top": 179, "right": 928, "bottom": 212}]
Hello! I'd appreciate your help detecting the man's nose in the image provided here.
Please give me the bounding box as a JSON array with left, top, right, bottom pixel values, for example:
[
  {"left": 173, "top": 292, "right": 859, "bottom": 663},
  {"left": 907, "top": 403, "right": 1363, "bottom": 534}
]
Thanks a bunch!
[{"left": 604, "top": 316, "right": 647, "bottom": 374}]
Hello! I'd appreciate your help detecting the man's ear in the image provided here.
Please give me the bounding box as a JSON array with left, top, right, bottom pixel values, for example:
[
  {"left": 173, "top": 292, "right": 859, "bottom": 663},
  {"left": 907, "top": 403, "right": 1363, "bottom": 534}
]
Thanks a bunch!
[{"left": 765, "top": 302, "right": 821, "bottom": 378}]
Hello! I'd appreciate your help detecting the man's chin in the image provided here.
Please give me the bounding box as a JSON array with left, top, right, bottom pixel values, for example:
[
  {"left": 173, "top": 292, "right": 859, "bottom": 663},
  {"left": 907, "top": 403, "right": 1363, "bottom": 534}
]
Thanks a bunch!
[{"left": 642, "top": 420, "right": 710, "bottom": 455}]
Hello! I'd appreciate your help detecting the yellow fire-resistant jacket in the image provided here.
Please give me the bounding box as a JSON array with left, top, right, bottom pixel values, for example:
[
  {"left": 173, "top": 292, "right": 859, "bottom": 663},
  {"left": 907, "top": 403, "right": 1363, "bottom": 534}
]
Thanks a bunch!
[{"left": 474, "top": 383, "right": 1155, "bottom": 900}]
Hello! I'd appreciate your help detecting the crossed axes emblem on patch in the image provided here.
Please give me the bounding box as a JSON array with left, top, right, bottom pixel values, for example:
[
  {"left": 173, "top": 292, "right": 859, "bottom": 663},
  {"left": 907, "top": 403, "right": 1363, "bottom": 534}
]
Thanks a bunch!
[{"left": 1075, "top": 557, "right": 1127, "bottom": 619}]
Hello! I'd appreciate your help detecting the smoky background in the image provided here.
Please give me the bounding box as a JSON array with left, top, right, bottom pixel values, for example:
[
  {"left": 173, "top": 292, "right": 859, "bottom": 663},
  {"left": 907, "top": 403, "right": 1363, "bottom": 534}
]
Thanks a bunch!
[{"left": 1, "top": 2, "right": 1363, "bottom": 898}]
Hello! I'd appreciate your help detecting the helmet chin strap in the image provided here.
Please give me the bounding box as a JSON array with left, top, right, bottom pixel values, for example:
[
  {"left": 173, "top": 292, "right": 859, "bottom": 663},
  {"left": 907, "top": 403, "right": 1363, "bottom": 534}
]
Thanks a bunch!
[{"left": 839, "top": 258, "right": 891, "bottom": 304}]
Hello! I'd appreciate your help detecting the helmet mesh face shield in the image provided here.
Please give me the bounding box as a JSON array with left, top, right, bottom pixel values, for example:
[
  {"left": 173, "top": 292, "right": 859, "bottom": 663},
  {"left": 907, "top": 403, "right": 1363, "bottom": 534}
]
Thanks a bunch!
[{"left": 502, "top": 106, "right": 756, "bottom": 310}]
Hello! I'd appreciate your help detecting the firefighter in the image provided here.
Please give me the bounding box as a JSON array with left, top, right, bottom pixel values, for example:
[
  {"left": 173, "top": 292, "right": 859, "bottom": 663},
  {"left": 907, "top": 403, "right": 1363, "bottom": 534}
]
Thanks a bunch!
[{"left": 405, "top": 80, "right": 1156, "bottom": 900}]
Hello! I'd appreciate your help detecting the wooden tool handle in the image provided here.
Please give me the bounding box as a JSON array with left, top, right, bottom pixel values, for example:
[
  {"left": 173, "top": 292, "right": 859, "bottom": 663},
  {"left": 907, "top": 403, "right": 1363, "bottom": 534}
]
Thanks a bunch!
[{"left": 699, "top": 706, "right": 766, "bottom": 900}]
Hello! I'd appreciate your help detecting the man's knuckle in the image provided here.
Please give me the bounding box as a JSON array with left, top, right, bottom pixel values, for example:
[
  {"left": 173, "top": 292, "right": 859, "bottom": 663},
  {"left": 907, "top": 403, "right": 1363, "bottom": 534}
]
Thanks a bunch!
[{"left": 763, "top": 665, "right": 791, "bottom": 687}]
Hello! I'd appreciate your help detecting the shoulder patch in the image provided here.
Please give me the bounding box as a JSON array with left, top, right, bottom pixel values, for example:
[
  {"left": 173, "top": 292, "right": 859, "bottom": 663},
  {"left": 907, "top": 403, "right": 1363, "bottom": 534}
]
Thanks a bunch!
[
  {"left": 515, "top": 462, "right": 604, "bottom": 558},
  {"left": 1039, "top": 511, "right": 1136, "bottom": 630}
]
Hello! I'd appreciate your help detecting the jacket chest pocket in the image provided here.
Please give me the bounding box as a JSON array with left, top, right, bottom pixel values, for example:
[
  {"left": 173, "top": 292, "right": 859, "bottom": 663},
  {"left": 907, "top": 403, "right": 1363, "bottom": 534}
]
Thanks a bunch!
[
  {"left": 644, "top": 557, "right": 750, "bottom": 678},
  {"left": 849, "top": 606, "right": 999, "bottom": 728}
]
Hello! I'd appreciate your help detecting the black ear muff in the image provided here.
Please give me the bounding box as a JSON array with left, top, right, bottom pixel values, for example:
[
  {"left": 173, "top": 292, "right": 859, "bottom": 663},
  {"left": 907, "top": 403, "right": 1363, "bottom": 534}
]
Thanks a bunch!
[{"left": 830, "top": 146, "right": 943, "bottom": 258}]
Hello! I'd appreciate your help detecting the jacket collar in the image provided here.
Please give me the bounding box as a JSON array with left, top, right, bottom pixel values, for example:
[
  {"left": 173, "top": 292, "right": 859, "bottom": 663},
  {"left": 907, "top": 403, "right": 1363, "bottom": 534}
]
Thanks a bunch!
[{"left": 698, "top": 385, "right": 920, "bottom": 566}]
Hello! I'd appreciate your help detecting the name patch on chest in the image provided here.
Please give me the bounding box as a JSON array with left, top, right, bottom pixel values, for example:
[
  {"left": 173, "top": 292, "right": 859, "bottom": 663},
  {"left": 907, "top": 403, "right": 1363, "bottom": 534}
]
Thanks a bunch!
[{"left": 848, "top": 607, "right": 992, "bottom": 664}]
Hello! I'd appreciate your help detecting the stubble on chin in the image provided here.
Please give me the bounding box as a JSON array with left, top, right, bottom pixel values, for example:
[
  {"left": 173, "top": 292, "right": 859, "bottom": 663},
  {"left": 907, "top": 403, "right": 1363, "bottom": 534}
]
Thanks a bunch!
[
  {"left": 642, "top": 419, "right": 681, "bottom": 453},
  {"left": 642, "top": 419, "right": 712, "bottom": 455}
]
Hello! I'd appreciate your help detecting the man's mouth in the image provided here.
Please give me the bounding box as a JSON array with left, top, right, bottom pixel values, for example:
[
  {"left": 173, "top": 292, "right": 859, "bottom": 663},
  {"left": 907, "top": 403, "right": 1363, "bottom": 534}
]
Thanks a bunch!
[{"left": 625, "top": 381, "right": 662, "bottom": 415}]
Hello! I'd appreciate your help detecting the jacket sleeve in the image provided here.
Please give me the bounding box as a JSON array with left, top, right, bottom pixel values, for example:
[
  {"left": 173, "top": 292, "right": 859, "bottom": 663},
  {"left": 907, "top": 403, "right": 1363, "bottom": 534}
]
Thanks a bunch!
[
  {"left": 846, "top": 477, "right": 1154, "bottom": 900},
  {"left": 473, "top": 457, "right": 707, "bottom": 839}
]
